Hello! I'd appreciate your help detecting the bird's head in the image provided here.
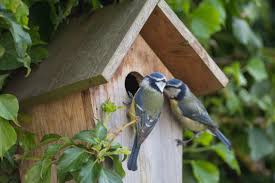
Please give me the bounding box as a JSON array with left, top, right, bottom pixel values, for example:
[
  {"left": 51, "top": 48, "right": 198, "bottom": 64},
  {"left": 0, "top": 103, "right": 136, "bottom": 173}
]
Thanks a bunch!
[
  {"left": 140, "top": 72, "right": 167, "bottom": 93},
  {"left": 164, "top": 78, "right": 187, "bottom": 100}
]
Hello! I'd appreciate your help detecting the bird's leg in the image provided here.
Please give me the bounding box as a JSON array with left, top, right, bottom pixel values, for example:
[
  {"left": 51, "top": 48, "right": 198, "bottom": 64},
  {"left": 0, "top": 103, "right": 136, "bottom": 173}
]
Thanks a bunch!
[
  {"left": 123, "top": 91, "right": 134, "bottom": 106},
  {"left": 175, "top": 131, "right": 203, "bottom": 146}
]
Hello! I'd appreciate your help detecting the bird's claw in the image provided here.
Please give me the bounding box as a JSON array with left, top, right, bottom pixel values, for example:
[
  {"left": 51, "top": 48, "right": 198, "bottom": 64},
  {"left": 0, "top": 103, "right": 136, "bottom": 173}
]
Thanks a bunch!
[{"left": 175, "top": 138, "right": 192, "bottom": 146}]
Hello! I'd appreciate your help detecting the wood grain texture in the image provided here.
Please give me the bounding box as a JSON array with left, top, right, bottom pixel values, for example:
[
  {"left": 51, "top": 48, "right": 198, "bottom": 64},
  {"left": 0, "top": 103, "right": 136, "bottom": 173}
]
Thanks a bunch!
[
  {"left": 20, "top": 90, "right": 94, "bottom": 182},
  {"left": 4, "top": 0, "right": 159, "bottom": 105},
  {"left": 90, "top": 35, "right": 182, "bottom": 183},
  {"left": 141, "top": 0, "right": 228, "bottom": 95}
]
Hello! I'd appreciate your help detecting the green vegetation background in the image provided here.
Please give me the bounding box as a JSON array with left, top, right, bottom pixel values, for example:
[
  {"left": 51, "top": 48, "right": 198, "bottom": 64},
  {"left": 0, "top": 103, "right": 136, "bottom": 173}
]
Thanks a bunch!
[{"left": 0, "top": 0, "right": 274, "bottom": 182}]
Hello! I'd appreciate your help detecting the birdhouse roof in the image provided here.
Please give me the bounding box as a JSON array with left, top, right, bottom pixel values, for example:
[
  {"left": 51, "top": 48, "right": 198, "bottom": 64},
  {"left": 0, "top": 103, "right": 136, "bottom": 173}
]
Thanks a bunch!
[{"left": 5, "top": 0, "right": 228, "bottom": 106}]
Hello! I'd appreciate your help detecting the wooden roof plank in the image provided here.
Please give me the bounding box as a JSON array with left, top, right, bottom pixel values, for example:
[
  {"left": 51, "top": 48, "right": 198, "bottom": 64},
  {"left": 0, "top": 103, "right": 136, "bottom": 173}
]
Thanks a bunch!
[
  {"left": 141, "top": 0, "right": 228, "bottom": 95},
  {"left": 4, "top": 0, "right": 158, "bottom": 104}
]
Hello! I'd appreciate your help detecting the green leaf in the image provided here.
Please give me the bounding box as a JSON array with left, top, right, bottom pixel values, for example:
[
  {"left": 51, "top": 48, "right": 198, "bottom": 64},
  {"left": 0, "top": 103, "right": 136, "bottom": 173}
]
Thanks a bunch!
[
  {"left": 0, "top": 44, "right": 5, "bottom": 57},
  {"left": 248, "top": 127, "right": 274, "bottom": 160},
  {"left": 0, "top": 11, "right": 32, "bottom": 74},
  {"left": 0, "top": 0, "right": 29, "bottom": 26},
  {"left": 17, "top": 129, "right": 36, "bottom": 152},
  {"left": 190, "top": 0, "right": 224, "bottom": 40},
  {"left": 44, "top": 144, "right": 62, "bottom": 158},
  {"left": 96, "top": 122, "right": 107, "bottom": 140},
  {"left": 224, "top": 62, "right": 247, "bottom": 86},
  {"left": 113, "top": 157, "right": 125, "bottom": 178},
  {"left": 73, "top": 130, "right": 97, "bottom": 145},
  {"left": 191, "top": 160, "right": 219, "bottom": 183},
  {"left": 212, "top": 143, "right": 240, "bottom": 174},
  {"left": 0, "top": 94, "right": 19, "bottom": 123},
  {"left": 40, "top": 159, "right": 52, "bottom": 180},
  {"left": 40, "top": 133, "right": 61, "bottom": 144},
  {"left": 0, "top": 118, "right": 17, "bottom": 158},
  {"left": 0, "top": 33, "right": 24, "bottom": 70},
  {"left": 224, "top": 86, "right": 241, "bottom": 114},
  {"left": 29, "top": 46, "right": 48, "bottom": 63},
  {"left": 195, "top": 132, "right": 213, "bottom": 146},
  {"left": 232, "top": 17, "right": 262, "bottom": 49},
  {"left": 245, "top": 57, "right": 268, "bottom": 82},
  {"left": 57, "top": 147, "right": 90, "bottom": 182},
  {"left": 24, "top": 160, "right": 51, "bottom": 183},
  {"left": 98, "top": 167, "right": 123, "bottom": 183},
  {"left": 0, "top": 74, "right": 9, "bottom": 90},
  {"left": 76, "top": 159, "right": 102, "bottom": 183}
]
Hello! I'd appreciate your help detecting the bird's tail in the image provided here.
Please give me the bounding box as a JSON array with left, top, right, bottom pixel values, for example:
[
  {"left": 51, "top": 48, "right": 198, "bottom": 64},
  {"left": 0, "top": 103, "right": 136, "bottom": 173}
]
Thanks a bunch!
[
  {"left": 211, "top": 128, "right": 231, "bottom": 150},
  {"left": 127, "top": 136, "right": 141, "bottom": 171}
]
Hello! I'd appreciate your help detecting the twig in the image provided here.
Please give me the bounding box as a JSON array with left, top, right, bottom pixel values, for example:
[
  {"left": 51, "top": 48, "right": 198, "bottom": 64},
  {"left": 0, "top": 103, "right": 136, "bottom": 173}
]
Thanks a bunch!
[{"left": 108, "top": 119, "right": 137, "bottom": 142}]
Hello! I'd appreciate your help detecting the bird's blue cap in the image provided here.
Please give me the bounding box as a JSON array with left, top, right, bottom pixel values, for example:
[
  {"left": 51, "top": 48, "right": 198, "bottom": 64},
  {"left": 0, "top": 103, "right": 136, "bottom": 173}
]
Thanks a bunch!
[
  {"left": 166, "top": 78, "right": 183, "bottom": 88},
  {"left": 147, "top": 72, "right": 167, "bottom": 81}
]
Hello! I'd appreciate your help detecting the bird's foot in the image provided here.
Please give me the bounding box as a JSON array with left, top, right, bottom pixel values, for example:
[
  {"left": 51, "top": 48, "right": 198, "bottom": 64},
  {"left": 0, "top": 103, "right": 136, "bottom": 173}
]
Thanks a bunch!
[
  {"left": 123, "top": 91, "right": 134, "bottom": 106},
  {"left": 175, "top": 138, "right": 193, "bottom": 146}
]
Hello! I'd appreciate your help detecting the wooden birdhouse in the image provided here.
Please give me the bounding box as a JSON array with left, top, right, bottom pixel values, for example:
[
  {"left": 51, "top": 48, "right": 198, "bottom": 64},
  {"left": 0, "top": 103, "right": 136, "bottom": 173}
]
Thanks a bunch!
[{"left": 5, "top": 0, "right": 228, "bottom": 182}]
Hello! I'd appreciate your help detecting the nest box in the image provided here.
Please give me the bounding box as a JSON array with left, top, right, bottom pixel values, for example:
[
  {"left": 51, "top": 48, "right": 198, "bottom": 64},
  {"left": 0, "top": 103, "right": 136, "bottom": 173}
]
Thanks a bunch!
[{"left": 5, "top": 0, "right": 228, "bottom": 182}]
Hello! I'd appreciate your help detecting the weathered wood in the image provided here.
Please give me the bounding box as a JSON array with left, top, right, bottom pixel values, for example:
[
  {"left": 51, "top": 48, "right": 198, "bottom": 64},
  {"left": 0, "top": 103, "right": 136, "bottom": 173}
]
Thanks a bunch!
[
  {"left": 5, "top": 0, "right": 227, "bottom": 107},
  {"left": 5, "top": 0, "right": 159, "bottom": 106},
  {"left": 20, "top": 35, "right": 182, "bottom": 183},
  {"left": 20, "top": 91, "right": 94, "bottom": 182},
  {"left": 90, "top": 35, "right": 182, "bottom": 183},
  {"left": 141, "top": 0, "right": 228, "bottom": 95}
]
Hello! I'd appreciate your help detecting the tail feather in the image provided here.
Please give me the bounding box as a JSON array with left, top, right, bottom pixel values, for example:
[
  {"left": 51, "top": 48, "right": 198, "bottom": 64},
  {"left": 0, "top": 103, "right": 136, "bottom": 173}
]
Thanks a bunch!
[
  {"left": 211, "top": 128, "right": 231, "bottom": 150},
  {"left": 127, "top": 136, "right": 141, "bottom": 171}
]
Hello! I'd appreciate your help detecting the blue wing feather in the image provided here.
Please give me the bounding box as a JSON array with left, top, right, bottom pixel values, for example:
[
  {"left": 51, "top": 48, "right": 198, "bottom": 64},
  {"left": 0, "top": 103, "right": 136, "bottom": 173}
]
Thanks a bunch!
[
  {"left": 178, "top": 93, "right": 217, "bottom": 128},
  {"left": 134, "top": 88, "right": 161, "bottom": 144}
]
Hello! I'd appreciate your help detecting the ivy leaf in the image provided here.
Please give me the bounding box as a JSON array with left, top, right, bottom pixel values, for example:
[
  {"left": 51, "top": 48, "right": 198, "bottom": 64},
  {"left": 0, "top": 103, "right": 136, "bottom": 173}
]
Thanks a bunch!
[
  {"left": 24, "top": 160, "right": 51, "bottom": 183},
  {"left": 195, "top": 131, "right": 213, "bottom": 146},
  {"left": 17, "top": 128, "right": 36, "bottom": 152},
  {"left": 57, "top": 147, "right": 90, "bottom": 182},
  {"left": 248, "top": 127, "right": 274, "bottom": 160},
  {"left": 0, "top": 118, "right": 17, "bottom": 158},
  {"left": 113, "top": 157, "right": 125, "bottom": 178},
  {"left": 0, "top": 94, "right": 19, "bottom": 123},
  {"left": 211, "top": 143, "right": 240, "bottom": 174},
  {"left": 191, "top": 160, "right": 219, "bottom": 183},
  {"left": 98, "top": 167, "right": 123, "bottom": 183},
  {"left": 29, "top": 46, "right": 48, "bottom": 63},
  {"left": 40, "top": 133, "right": 61, "bottom": 144},
  {"left": 190, "top": 0, "right": 224, "bottom": 40},
  {"left": 96, "top": 122, "right": 107, "bottom": 140},
  {"left": 73, "top": 130, "right": 97, "bottom": 145},
  {"left": 232, "top": 17, "right": 262, "bottom": 49},
  {"left": 245, "top": 57, "right": 268, "bottom": 82},
  {"left": 76, "top": 159, "right": 102, "bottom": 183}
]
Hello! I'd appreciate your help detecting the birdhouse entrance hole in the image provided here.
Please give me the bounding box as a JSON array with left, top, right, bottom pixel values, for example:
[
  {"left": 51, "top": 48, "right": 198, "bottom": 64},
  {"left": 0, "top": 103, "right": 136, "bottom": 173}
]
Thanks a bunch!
[{"left": 125, "top": 72, "right": 143, "bottom": 97}]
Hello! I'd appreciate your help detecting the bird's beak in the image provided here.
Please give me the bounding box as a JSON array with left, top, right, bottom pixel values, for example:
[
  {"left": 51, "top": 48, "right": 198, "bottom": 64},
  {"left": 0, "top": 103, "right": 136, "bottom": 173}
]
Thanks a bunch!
[{"left": 156, "top": 81, "right": 166, "bottom": 92}]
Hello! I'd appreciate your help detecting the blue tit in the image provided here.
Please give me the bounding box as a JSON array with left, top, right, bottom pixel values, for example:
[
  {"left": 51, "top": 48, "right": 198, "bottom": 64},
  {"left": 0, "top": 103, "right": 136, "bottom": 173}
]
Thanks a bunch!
[
  {"left": 164, "top": 79, "right": 231, "bottom": 150},
  {"left": 127, "top": 72, "right": 167, "bottom": 171}
]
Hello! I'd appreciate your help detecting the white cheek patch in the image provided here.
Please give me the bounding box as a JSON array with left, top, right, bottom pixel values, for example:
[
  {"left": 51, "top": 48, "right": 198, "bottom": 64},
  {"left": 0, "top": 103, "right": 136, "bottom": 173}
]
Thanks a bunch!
[
  {"left": 165, "top": 88, "right": 181, "bottom": 98},
  {"left": 156, "top": 81, "right": 166, "bottom": 92}
]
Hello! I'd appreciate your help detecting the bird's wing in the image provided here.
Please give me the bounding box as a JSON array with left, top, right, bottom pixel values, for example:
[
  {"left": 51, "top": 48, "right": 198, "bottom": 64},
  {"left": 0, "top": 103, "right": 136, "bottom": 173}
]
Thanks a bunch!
[
  {"left": 134, "top": 88, "right": 161, "bottom": 143},
  {"left": 178, "top": 93, "right": 217, "bottom": 128}
]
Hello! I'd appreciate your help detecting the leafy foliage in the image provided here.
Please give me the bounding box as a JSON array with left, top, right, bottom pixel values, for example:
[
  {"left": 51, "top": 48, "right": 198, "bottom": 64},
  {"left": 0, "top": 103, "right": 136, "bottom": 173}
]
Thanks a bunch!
[
  {"left": 22, "top": 100, "right": 131, "bottom": 183},
  {"left": 167, "top": 0, "right": 275, "bottom": 182}
]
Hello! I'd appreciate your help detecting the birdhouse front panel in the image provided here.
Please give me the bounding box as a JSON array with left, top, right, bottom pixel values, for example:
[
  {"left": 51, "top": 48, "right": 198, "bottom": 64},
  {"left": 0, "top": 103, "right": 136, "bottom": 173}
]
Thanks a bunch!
[
  {"left": 20, "top": 35, "right": 182, "bottom": 183},
  {"left": 89, "top": 35, "right": 182, "bottom": 183}
]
